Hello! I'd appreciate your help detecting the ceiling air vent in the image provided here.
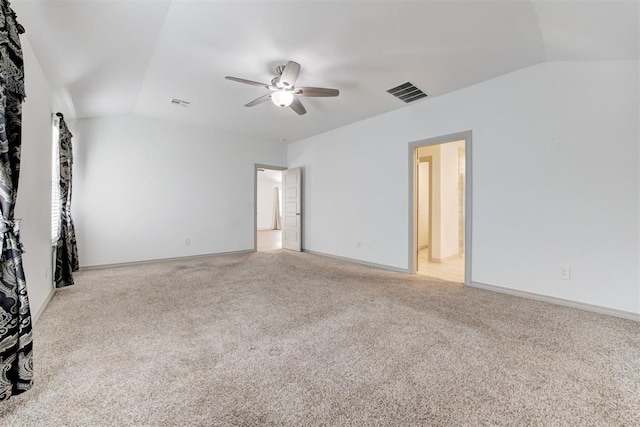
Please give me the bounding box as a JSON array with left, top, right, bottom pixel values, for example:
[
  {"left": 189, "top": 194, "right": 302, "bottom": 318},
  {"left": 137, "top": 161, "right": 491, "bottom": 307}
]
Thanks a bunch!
[
  {"left": 171, "top": 98, "right": 191, "bottom": 107},
  {"left": 387, "top": 82, "right": 427, "bottom": 103}
]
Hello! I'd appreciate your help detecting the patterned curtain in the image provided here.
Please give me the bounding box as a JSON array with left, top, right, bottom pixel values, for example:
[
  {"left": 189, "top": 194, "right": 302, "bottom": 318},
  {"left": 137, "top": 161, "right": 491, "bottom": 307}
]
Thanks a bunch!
[
  {"left": 0, "top": 0, "right": 33, "bottom": 400},
  {"left": 54, "top": 115, "right": 79, "bottom": 288}
]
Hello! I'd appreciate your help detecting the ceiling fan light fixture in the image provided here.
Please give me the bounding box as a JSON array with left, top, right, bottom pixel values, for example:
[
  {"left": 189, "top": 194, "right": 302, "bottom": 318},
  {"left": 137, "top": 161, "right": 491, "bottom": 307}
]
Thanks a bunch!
[{"left": 271, "top": 90, "right": 294, "bottom": 107}]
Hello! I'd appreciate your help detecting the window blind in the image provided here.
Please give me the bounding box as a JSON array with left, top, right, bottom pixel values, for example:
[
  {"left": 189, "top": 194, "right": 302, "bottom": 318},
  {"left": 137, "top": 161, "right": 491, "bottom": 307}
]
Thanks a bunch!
[{"left": 51, "top": 116, "right": 61, "bottom": 245}]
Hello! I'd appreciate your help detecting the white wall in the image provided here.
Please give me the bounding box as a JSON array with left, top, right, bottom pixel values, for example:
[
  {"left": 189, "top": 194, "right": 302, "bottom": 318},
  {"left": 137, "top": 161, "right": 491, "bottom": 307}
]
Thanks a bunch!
[
  {"left": 417, "top": 162, "right": 429, "bottom": 248},
  {"left": 288, "top": 61, "right": 640, "bottom": 315},
  {"left": 418, "top": 144, "right": 444, "bottom": 258},
  {"left": 257, "top": 170, "right": 282, "bottom": 230},
  {"left": 17, "top": 37, "right": 55, "bottom": 321},
  {"left": 458, "top": 146, "right": 466, "bottom": 255},
  {"left": 438, "top": 142, "right": 460, "bottom": 260},
  {"left": 73, "top": 114, "right": 286, "bottom": 266},
  {"left": 417, "top": 142, "right": 461, "bottom": 260}
]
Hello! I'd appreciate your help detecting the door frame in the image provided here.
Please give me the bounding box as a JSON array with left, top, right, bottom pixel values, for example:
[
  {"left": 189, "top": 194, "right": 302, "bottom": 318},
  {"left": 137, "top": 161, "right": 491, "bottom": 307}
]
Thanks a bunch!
[
  {"left": 408, "top": 131, "right": 472, "bottom": 285},
  {"left": 254, "top": 163, "right": 287, "bottom": 252}
]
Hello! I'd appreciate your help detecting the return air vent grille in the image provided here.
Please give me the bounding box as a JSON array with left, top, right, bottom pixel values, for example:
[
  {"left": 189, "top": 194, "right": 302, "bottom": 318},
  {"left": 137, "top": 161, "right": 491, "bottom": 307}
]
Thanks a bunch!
[
  {"left": 387, "top": 82, "right": 427, "bottom": 103},
  {"left": 171, "top": 98, "right": 191, "bottom": 107}
]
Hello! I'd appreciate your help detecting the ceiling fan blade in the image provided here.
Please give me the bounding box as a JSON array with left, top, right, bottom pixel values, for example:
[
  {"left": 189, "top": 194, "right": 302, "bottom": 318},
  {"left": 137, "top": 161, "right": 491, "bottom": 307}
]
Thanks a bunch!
[
  {"left": 296, "top": 87, "right": 339, "bottom": 97},
  {"left": 244, "top": 93, "right": 272, "bottom": 107},
  {"left": 279, "top": 61, "right": 301, "bottom": 88},
  {"left": 290, "top": 97, "right": 307, "bottom": 115},
  {"left": 225, "top": 76, "right": 270, "bottom": 88}
]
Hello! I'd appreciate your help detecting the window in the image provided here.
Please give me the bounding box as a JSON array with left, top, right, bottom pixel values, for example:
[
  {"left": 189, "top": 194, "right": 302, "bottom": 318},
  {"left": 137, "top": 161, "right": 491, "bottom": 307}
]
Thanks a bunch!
[{"left": 51, "top": 115, "right": 61, "bottom": 245}]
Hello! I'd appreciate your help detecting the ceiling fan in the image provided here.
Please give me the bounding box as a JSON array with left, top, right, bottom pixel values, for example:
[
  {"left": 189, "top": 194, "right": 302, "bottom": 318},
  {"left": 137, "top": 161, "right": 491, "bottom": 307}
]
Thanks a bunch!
[{"left": 225, "top": 61, "right": 339, "bottom": 115}]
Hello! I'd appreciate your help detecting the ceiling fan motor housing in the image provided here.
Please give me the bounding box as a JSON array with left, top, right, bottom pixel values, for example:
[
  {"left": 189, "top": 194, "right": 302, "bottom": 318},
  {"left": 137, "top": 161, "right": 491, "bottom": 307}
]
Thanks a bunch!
[
  {"left": 271, "top": 76, "right": 285, "bottom": 89},
  {"left": 273, "top": 64, "right": 293, "bottom": 88}
]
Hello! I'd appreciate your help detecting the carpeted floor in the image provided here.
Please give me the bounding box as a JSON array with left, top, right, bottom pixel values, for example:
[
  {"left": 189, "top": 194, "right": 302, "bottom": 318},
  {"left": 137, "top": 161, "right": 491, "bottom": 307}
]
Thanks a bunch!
[{"left": 1, "top": 250, "right": 639, "bottom": 426}]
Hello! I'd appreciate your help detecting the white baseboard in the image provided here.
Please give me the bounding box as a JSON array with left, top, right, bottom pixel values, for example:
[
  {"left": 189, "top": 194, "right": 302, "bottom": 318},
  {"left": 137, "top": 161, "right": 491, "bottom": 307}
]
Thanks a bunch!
[
  {"left": 469, "top": 281, "right": 640, "bottom": 322},
  {"left": 79, "top": 250, "right": 255, "bottom": 271},
  {"left": 77, "top": 249, "right": 638, "bottom": 322},
  {"left": 302, "top": 249, "right": 410, "bottom": 274},
  {"left": 430, "top": 253, "right": 460, "bottom": 264},
  {"left": 33, "top": 287, "right": 55, "bottom": 325}
]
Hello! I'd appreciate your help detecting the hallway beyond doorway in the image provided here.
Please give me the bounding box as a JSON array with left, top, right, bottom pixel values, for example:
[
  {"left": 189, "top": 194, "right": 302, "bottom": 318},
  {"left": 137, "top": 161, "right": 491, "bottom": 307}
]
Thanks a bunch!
[
  {"left": 255, "top": 164, "right": 285, "bottom": 252},
  {"left": 257, "top": 230, "right": 282, "bottom": 251},
  {"left": 417, "top": 248, "right": 464, "bottom": 283},
  {"left": 409, "top": 130, "right": 471, "bottom": 284}
]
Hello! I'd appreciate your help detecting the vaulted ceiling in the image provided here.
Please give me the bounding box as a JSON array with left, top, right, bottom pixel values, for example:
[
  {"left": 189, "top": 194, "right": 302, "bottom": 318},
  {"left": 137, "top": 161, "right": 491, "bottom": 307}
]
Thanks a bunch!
[{"left": 14, "top": 1, "right": 639, "bottom": 143}]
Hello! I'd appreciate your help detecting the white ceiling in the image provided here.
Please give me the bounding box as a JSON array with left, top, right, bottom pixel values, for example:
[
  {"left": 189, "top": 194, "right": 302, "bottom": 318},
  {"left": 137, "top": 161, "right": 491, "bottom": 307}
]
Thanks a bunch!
[{"left": 14, "top": 1, "right": 639, "bottom": 143}]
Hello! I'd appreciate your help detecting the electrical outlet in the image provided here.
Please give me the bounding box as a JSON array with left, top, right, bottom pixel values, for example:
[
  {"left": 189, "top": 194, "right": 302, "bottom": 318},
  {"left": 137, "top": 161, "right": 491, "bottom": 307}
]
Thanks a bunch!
[
  {"left": 185, "top": 238, "right": 191, "bottom": 247},
  {"left": 560, "top": 265, "right": 571, "bottom": 280}
]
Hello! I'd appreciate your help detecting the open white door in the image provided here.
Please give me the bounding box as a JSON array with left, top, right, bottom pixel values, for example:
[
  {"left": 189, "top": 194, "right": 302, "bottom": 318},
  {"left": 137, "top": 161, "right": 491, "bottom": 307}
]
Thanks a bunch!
[{"left": 282, "top": 167, "right": 302, "bottom": 251}]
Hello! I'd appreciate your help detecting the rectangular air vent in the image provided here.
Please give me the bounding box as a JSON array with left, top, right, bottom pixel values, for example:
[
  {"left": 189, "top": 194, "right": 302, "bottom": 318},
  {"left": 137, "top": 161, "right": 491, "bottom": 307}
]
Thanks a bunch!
[
  {"left": 171, "top": 98, "right": 191, "bottom": 107},
  {"left": 387, "top": 82, "right": 427, "bottom": 103}
]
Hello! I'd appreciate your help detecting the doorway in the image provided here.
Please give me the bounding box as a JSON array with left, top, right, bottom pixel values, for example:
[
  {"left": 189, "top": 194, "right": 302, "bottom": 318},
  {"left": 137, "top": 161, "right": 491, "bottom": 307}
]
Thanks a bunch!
[
  {"left": 409, "top": 131, "right": 472, "bottom": 284},
  {"left": 255, "top": 164, "right": 286, "bottom": 251}
]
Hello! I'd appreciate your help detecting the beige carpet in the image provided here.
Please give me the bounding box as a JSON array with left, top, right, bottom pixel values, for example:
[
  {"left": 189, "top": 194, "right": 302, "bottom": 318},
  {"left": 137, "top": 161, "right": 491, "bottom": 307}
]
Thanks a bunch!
[{"left": 1, "top": 250, "right": 639, "bottom": 426}]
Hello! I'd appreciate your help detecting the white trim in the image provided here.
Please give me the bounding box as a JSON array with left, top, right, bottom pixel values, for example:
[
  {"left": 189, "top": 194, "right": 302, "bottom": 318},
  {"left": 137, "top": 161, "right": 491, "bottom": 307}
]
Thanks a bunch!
[
  {"left": 33, "top": 288, "right": 55, "bottom": 325},
  {"left": 79, "top": 250, "right": 255, "bottom": 271},
  {"left": 469, "top": 281, "right": 640, "bottom": 322},
  {"left": 74, "top": 249, "right": 639, "bottom": 322},
  {"left": 430, "top": 254, "right": 461, "bottom": 264},
  {"left": 303, "top": 249, "right": 410, "bottom": 274}
]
